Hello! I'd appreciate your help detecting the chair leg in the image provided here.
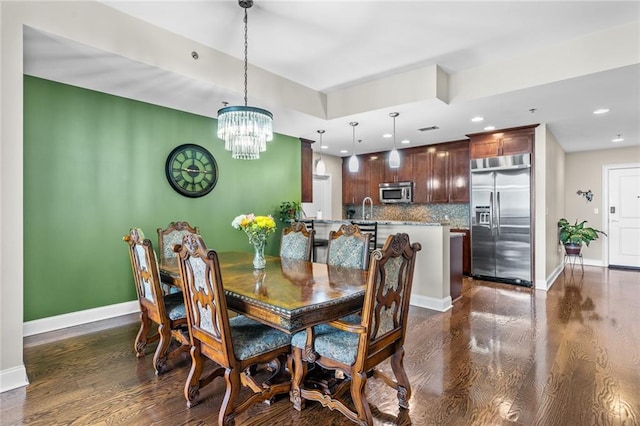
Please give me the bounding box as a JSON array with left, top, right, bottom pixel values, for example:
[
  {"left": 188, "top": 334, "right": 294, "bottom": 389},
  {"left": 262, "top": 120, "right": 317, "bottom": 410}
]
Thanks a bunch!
[
  {"left": 290, "top": 348, "right": 308, "bottom": 411},
  {"left": 153, "top": 323, "right": 171, "bottom": 375},
  {"left": 218, "top": 367, "right": 241, "bottom": 426},
  {"left": 185, "top": 343, "right": 205, "bottom": 408},
  {"left": 134, "top": 311, "right": 152, "bottom": 358},
  {"left": 390, "top": 347, "right": 411, "bottom": 409},
  {"left": 351, "top": 371, "right": 373, "bottom": 426}
]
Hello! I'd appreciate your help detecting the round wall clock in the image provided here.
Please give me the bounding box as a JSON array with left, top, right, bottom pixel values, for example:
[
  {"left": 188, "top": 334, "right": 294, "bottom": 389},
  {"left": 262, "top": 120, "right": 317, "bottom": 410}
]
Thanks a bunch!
[{"left": 165, "top": 144, "right": 218, "bottom": 198}]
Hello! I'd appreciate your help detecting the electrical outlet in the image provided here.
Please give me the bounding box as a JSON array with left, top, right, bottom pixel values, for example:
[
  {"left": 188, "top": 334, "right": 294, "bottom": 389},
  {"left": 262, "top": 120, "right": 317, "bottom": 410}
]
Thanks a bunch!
[{"left": 594, "top": 208, "right": 599, "bottom": 214}]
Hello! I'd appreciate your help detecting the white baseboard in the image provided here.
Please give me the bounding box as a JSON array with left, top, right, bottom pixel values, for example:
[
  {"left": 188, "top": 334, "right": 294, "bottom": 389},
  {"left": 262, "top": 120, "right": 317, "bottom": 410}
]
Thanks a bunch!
[
  {"left": 0, "top": 364, "right": 29, "bottom": 393},
  {"left": 410, "top": 294, "right": 452, "bottom": 312},
  {"left": 537, "top": 263, "right": 565, "bottom": 291},
  {"left": 23, "top": 301, "right": 140, "bottom": 337}
]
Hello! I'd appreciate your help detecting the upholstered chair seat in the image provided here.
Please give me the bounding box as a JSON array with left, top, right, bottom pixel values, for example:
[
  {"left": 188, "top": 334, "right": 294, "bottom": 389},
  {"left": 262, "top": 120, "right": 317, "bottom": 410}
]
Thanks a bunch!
[{"left": 229, "top": 315, "right": 291, "bottom": 360}]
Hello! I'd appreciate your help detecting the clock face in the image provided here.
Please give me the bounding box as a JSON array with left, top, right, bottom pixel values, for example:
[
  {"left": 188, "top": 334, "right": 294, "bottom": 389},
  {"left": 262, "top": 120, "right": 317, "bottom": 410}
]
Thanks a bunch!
[{"left": 165, "top": 144, "right": 218, "bottom": 198}]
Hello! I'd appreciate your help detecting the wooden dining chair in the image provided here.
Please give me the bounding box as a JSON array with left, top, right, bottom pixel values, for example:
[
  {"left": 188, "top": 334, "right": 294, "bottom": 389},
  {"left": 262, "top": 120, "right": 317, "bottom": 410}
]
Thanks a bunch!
[
  {"left": 280, "top": 221, "right": 315, "bottom": 262},
  {"left": 290, "top": 233, "right": 421, "bottom": 425},
  {"left": 123, "top": 228, "right": 190, "bottom": 375},
  {"left": 157, "top": 221, "right": 200, "bottom": 262},
  {"left": 173, "top": 234, "right": 292, "bottom": 425},
  {"left": 326, "top": 224, "right": 372, "bottom": 270}
]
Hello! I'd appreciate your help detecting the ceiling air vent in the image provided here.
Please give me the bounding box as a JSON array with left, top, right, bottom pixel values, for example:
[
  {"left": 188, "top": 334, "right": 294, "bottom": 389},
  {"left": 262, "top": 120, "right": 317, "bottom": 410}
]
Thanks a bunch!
[{"left": 418, "top": 126, "right": 439, "bottom": 132}]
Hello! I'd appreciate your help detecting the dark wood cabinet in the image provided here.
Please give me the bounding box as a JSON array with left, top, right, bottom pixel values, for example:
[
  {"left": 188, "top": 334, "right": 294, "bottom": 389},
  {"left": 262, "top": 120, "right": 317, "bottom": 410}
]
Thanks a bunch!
[
  {"left": 468, "top": 125, "right": 537, "bottom": 159},
  {"left": 342, "top": 154, "right": 382, "bottom": 205},
  {"left": 412, "top": 141, "right": 469, "bottom": 203},
  {"left": 452, "top": 228, "right": 471, "bottom": 276},
  {"left": 448, "top": 143, "right": 470, "bottom": 203},
  {"left": 383, "top": 150, "right": 414, "bottom": 184},
  {"left": 300, "top": 138, "right": 313, "bottom": 203},
  {"left": 342, "top": 140, "right": 470, "bottom": 205}
]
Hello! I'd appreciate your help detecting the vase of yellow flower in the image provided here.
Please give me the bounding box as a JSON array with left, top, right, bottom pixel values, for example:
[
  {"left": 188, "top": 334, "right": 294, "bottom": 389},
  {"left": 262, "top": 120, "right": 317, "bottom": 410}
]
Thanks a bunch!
[{"left": 232, "top": 213, "right": 277, "bottom": 269}]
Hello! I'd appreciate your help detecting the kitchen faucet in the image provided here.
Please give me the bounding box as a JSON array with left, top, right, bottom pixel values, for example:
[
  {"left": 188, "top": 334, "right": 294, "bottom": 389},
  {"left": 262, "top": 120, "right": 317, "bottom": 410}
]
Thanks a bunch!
[{"left": 362, "top": 196, "right": 373, "bottom": 220}]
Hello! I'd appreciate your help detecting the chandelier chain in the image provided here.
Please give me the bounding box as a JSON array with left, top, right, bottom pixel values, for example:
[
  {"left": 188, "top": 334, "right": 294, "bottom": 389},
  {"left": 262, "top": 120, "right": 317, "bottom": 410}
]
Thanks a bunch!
[{"left": 243, "top": 7, "right": 248, "bottom": 106}]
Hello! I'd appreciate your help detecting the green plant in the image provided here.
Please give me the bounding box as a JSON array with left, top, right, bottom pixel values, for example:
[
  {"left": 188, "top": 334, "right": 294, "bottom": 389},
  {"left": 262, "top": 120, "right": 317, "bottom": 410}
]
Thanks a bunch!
[
  {"left": 277, "top": 201, "right": 301, "bottom": 223},
  {"left": 557, "top": 218, "right": 607, "bottom": 247}
]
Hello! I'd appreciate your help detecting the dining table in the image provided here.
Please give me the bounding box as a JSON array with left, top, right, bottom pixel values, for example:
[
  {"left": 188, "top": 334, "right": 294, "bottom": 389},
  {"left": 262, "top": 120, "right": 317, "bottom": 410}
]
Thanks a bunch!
[{"left": 159, "top": 251, "right": 367, "bottom": 334}]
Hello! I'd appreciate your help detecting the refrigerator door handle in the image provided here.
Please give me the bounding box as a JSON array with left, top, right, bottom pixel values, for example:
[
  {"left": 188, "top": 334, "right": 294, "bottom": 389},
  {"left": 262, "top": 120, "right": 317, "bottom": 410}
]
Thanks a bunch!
[
  {"left": 496, "top": 192, "right": 501, "bottom": 236},
  {"left": 489, "top": 191, "right": 495, "bottom": 235}
]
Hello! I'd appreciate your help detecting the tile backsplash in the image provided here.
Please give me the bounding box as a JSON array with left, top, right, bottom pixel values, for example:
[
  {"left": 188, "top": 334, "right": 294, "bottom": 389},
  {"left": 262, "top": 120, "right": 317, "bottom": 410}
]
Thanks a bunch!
[{"left": 345, "top": 203, "right": 470, "bottom": 228}]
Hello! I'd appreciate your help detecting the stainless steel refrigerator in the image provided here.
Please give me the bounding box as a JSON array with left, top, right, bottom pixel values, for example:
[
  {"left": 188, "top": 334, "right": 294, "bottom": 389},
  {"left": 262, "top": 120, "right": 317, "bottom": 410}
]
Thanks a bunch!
[{"left": 470, "top": 154, "right": 532, "bottom": 286}]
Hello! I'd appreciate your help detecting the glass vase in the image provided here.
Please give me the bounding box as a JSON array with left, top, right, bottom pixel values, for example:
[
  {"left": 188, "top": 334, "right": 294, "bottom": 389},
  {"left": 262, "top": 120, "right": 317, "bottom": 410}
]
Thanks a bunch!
[{"left": 252, "top": 238, "right": 266, "bottom": 270}]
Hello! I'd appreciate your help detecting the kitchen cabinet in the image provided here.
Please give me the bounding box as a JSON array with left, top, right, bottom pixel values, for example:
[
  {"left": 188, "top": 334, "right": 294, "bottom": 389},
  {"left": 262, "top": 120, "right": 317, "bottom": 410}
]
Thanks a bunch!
[
  {"left": 300, "top": 138, "right": 313, "bottom": 202},
  {"left": 383, "top": 149, "right": 414, "bottom": 183},
  {"left": 342, "top": 153, "right": 384, "bottom": 205},
  {"left": 450, "top": 233, "right": 464, "bottom": 301},
  {"left": 468, "top": 125, "right": 536, "bottom": 159},
  {"left": 412, "top": 140, "right": 470, "bottom": 203},
  {"left": 451, "top": 228, "right": 471, "bottom": 276}
]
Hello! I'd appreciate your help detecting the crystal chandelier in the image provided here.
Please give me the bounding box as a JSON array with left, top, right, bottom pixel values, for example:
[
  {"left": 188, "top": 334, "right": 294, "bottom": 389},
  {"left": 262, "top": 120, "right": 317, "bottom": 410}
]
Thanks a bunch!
[
  {"left": 217, "top": 0, "right": 273, "bottom": 160},
  {"left": 388, "top": 112, "right": 400, "bottom": 168}
]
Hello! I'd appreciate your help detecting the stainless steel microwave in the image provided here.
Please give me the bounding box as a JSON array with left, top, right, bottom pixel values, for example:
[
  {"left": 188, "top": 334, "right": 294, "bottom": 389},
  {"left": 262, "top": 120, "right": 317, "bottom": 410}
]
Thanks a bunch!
[{"left": 379, "top": 182, "right": 413, "bottom": 204}]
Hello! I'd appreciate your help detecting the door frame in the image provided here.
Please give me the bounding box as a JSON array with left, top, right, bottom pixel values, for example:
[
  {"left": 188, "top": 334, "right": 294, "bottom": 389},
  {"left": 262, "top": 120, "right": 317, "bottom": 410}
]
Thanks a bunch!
[{"left": 601, "top": 162, "right": 640, "bottom": 266}]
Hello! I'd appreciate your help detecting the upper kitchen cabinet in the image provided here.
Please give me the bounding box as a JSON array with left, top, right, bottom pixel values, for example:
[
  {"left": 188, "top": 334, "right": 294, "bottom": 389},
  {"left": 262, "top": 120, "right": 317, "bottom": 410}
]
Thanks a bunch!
[
  {"left": 468, "top": 125, "right": 537, "bottom": 159},
  {"left": 412, "top": 140, "right": 470, "bottom": 204},
  {"left": 342, "top": 153, "right": 383, "bottom": 205},
  {"left": 300, "top": 138, "right": 313, "bottom": 202},
  {"left": 448, "top": 141, "right": 471, "bottom": 203},
  {"left": 383, "top": 150, "right": 414, "bottom": 184}
]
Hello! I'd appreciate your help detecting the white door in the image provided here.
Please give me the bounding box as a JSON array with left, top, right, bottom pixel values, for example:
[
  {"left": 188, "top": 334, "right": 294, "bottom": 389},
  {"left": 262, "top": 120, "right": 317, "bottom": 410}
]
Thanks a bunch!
[
  {"left": 608, "top": 166, "right": 640, "bottom": 268},
  {"left": 301, "top": 175, "right": 332, "bottom": 220}
]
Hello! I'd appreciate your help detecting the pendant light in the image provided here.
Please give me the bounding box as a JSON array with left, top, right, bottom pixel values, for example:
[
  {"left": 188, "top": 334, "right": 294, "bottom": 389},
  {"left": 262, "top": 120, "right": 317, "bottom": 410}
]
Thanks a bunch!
[
  {"left": 316, "top": 130, "right": 326, "bottom": 176},
  {"left": 348, "top": 122, "right": 359, "bottom": 173},
  {"left": 216, "top": 0, "right": 273, "bottom": 160},
  {"left": 388, "top": 112, "right": 400, "bottom": 169}
]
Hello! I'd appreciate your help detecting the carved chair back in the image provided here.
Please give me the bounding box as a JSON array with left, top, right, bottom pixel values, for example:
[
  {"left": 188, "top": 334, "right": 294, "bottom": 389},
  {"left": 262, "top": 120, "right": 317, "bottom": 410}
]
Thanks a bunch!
[
  {"left": 326, "top": 223, "right": 372, "bottom": 269},
  {"left": 280, "top": 221, "right": 315, "bottom": 261}
]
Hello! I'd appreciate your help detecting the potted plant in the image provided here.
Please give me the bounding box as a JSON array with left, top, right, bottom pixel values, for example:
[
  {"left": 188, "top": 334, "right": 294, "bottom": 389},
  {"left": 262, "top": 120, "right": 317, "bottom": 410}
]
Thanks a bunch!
[
  {"left": 277, "top": 201, "right": 301, "bottom": 223},
  {"left": 557, "top": 218, "right": 607, "bottom": 255}
]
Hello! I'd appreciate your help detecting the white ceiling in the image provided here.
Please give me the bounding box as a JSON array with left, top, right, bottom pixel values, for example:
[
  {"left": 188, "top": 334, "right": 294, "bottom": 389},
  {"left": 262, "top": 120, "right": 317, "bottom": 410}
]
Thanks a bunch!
[{"left": 23, "top": 1, "right": 640, "bottom": 157}]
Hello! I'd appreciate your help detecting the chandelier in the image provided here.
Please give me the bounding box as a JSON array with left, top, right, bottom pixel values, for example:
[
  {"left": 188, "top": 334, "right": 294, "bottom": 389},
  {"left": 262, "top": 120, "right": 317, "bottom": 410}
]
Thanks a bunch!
[{"left": 217, "top": 0, "right": 273, "bottom": 160}]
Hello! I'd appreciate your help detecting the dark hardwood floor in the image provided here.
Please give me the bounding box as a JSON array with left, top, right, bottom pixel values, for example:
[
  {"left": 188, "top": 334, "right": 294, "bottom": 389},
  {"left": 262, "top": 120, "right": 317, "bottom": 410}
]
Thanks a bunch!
[{"left": 2, "top": 266, "right": 639, "bottom": 425}]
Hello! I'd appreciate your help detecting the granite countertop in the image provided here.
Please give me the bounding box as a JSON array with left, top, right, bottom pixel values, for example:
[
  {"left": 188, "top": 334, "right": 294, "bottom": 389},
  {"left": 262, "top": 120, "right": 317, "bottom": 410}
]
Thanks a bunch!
[{"left": 450, "top": 232, "right": 466, "bottom": 237}]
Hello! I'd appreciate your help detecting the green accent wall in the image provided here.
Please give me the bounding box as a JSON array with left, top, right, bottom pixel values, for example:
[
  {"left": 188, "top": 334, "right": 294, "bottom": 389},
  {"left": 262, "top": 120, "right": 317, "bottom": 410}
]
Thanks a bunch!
[{"left": 23, "top": 76, "right": 300, "bottom": 321}]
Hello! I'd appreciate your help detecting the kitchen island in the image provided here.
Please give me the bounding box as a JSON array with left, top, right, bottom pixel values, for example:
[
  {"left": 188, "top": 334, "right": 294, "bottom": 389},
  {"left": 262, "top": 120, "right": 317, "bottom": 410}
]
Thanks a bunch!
[{"left": 310, "top": 219, "right": 452, "bottom": 312}]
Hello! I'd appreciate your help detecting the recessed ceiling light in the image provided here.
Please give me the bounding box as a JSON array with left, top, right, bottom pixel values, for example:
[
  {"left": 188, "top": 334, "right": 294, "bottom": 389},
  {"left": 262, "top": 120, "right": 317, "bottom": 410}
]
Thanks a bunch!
[
  {"left": 612, "top": 134, "right": 624, "bottom": 142},
  {"left": 594, "top": 108, "right": 610, "bottom": 114},
  {"left": 471, "top": 116, "right": 484, "bottom": 122},
  {"left": 383, "top": 133, "right": 392, "bottom": 138},
  {"left": 484, "top": 125, "right": 496, "bottom": 131},
  {"left": 401, "top": 139, "right": 410, "bottom": 144},
  {"left": 340, "top": 149, "right": 348, "bottom": 154},
  {"left": 321, "top": 145, "right": 328, "bottom": 149}
]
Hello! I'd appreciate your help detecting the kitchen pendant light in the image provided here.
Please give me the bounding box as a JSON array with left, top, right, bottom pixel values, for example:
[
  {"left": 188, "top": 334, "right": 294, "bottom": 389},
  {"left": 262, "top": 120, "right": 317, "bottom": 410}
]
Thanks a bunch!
[
  {"left": 216, "top": 0, "right": 273, "bottom": 160},
  {"left": 348, "top": 122, "right": 359, "bottom": 173},
  {"left": 388, "top": 112, "right": 400, "bottom": 169},
  {"left": 315, "top": 130, "right": 326, "bottom": 176}
]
